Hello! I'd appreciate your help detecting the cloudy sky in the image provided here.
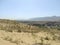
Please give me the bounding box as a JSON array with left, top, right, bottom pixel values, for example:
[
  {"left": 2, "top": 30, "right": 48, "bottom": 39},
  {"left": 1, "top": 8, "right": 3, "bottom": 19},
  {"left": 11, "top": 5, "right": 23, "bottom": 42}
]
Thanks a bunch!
[{"left": 0, "top": 0, "right": 60, "bottom": 20}]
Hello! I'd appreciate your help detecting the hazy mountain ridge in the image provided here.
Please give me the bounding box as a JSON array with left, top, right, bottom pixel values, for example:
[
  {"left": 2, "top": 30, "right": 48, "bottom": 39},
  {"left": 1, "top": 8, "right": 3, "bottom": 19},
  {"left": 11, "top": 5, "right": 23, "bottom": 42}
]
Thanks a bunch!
[{"left": 29, "top": 16, "right": 60, "bottom": 21}]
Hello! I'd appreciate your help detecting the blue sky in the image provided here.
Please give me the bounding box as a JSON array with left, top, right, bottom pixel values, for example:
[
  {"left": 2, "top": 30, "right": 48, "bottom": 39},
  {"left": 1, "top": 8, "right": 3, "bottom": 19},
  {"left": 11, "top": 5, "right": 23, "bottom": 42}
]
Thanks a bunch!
[{"left": 0, "top": 0, "right": 60, "bottom": 20}]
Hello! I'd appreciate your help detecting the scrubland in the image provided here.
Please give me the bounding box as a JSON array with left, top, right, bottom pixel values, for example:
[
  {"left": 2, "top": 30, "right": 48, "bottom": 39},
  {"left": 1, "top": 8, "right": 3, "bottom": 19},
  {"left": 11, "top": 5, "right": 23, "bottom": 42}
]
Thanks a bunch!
[
  {"left": 0, "top": 19, "right": 60, "bottom": 45},
  {"left": 0, "top": 29, "right": 60, "bottom": 45}
]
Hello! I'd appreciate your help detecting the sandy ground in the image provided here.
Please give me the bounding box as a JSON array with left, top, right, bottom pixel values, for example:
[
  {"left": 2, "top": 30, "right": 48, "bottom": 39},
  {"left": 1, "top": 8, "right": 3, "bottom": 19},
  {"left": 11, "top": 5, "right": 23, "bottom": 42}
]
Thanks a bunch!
[
  {"left": 0, "top": 30, "right": 60, "bottom": 45},
  {"left": 0, "top": 38, "right": 16, "bottom": 45}
]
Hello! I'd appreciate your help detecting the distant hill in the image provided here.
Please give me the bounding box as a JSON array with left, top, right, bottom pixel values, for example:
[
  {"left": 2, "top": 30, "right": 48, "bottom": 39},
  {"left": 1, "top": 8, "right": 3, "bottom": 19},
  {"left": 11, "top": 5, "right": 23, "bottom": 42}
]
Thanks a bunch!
[
  {"left": 29, "top": 16, "right": 60, "bottom": 21},
  {"left": 18, "top": 16, "right": 60, "bottom": 28}
]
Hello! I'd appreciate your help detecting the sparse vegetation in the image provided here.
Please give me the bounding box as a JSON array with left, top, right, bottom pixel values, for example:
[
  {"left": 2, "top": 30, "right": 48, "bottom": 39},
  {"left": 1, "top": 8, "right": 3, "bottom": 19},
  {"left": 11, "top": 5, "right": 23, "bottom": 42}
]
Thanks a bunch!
[{"left": 0, "top": 19, "right": 60, "bottom": 45}]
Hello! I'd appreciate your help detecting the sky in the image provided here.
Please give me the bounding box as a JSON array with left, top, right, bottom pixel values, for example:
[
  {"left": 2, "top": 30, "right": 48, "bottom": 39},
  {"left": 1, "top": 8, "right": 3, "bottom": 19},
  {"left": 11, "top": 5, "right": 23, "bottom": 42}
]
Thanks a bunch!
[{"left": 0, "top": 0, "right": 60, "bottom": 20}]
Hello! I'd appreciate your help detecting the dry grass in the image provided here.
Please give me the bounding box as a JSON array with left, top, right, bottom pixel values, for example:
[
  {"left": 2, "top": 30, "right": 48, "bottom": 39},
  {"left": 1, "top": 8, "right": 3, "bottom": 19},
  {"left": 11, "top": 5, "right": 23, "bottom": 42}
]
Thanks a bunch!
[
  {"left": 0, "top": 19, "right": 40, "bottom": 33},
  {"left": 0, "top": 30, "right": 60, "bottom": 45}
]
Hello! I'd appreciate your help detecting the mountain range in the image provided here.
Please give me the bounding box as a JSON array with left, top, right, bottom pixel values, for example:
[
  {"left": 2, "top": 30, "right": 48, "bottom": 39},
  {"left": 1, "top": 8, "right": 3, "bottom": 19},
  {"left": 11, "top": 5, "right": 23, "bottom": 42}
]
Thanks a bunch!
[{"left": 29, "top": 16, "right": 60, "bottom": 21}]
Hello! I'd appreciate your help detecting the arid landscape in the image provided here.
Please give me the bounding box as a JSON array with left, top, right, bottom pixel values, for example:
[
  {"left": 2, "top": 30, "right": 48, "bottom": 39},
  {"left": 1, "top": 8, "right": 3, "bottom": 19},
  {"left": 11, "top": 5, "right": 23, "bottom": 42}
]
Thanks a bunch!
[
  {"left": 1, "top": 0, "right": 60, "bottom": 45},
  {"left": 0, "top": 19, "right": 60, "bottom": 45}
]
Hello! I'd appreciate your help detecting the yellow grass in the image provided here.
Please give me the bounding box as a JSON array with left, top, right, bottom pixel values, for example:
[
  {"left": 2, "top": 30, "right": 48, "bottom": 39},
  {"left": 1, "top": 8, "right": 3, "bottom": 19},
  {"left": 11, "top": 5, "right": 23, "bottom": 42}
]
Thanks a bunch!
[{"left": 0, "top": 30, "right": 60, "bottom": 45}]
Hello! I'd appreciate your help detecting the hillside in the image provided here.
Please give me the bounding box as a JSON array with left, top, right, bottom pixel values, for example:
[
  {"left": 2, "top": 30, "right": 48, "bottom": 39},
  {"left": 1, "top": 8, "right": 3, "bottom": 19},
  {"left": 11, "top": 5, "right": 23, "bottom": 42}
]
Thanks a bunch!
[{"left": 0, "top": 19, "right": 40, "bottom": 33}]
